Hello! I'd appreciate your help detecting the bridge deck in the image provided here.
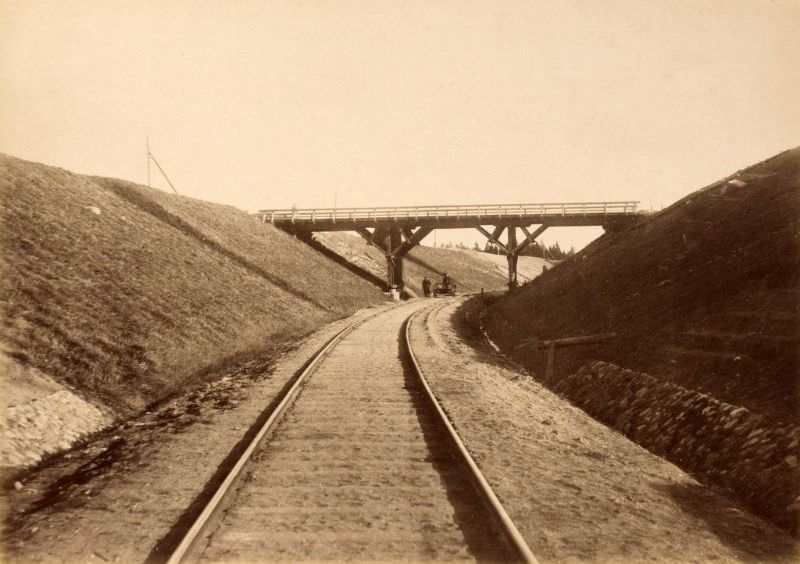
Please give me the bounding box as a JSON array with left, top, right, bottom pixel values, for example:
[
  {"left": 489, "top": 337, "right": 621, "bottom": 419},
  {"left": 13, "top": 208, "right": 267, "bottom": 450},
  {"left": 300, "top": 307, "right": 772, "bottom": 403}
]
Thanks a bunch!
[{"left": 257, "top": 201, "right": 640, "bottom": 231}]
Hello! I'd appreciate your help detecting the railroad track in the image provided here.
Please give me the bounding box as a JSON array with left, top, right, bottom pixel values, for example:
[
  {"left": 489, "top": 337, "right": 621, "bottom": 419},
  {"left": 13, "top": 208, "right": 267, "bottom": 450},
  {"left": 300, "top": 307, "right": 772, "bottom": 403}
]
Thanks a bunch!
[{"left": 165, "top": 301, "right": 536, "bottom": 563}]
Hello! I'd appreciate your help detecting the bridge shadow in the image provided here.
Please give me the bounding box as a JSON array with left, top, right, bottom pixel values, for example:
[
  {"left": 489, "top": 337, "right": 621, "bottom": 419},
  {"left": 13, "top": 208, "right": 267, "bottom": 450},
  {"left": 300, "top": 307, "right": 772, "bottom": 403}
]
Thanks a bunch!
[
  {"left": 405, "top": 253, "right": 446, "bottom": 277},
  {"left": 295, "top": 232, "right": 388, "bottom": 290}
]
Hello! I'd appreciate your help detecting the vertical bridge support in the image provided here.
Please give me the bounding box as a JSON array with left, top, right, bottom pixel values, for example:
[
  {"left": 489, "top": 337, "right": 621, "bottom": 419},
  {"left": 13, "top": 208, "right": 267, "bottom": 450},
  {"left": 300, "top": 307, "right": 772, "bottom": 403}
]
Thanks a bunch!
[
  {"left": 475, "top": 224, "right": 548, "bottom": 291},
  {"left": 356, "top": 225, "right": 432, "bottom": 292}
]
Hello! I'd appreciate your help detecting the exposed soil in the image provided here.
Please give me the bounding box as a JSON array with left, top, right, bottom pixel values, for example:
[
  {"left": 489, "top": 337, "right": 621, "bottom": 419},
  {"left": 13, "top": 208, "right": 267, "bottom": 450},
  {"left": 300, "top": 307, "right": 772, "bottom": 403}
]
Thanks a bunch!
[
  {"left": 410, "top": 299, "right": 797, "bottom": 562},
  {"left": 485, "top": 147, "right": 800, "bottom": 422}
]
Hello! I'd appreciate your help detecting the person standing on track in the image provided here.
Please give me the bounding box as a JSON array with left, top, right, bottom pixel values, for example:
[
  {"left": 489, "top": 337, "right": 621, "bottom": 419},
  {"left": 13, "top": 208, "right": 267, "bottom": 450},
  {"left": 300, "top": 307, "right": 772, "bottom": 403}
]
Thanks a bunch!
[{"left": 422, "top": 276, "right": 432, "bottom": 297}]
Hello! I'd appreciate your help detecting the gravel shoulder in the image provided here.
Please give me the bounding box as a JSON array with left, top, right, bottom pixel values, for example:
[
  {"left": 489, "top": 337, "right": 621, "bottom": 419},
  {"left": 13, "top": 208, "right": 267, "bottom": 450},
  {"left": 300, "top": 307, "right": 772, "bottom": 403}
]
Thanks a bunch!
[{"left": 408, "top": 298, "right": 797, "bottom": 562}]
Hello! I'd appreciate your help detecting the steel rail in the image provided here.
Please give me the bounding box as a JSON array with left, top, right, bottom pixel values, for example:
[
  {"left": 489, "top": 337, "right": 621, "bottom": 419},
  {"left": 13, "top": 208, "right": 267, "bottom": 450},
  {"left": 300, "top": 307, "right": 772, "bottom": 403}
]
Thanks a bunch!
[
  {"left": 167, "top": 302, "right": 537, "bottom": 563},
  {"left": 164, "top": 314, "right": 374, "bottom": 564},
  {"left": 404, "top": 306, "right": 539, "bottom": 564}
]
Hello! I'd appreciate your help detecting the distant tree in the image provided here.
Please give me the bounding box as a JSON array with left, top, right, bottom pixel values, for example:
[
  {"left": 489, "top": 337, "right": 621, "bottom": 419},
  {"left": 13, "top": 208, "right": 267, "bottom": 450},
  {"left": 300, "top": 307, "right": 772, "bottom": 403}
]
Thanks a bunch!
[
  {"left": 546, "top": 242, "right": 565, "bottom": 260},
  {"left": 519, "top": 241, "right": 543, "bottom": 258}
]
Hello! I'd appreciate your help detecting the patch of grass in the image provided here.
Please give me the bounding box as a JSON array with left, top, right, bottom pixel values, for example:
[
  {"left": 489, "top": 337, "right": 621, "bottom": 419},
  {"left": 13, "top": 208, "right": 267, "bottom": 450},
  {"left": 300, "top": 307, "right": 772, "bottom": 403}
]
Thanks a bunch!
[{"left": 0, "top": 154, "right": 384, "bottom": 417}]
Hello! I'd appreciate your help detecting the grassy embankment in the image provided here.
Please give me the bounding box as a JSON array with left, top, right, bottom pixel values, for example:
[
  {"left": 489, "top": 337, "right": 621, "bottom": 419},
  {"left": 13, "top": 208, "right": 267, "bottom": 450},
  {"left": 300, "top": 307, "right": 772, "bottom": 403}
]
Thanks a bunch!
[
  {"left": 0, "top": 154, "right": 386, "bottom": 417},
  {"left": 485, "top": 147, "right": 800, "bottom": 422}
]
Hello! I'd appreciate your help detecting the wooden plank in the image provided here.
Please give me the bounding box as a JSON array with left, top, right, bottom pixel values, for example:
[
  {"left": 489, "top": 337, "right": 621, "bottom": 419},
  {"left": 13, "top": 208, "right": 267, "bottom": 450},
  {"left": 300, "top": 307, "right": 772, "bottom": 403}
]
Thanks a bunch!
[{"left": 534, "top": 332, "right": 618, "bottom": 349}]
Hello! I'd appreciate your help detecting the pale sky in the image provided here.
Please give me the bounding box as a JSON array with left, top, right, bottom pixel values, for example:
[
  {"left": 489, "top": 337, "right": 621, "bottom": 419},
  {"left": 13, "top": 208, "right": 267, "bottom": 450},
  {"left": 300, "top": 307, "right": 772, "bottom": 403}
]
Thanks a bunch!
[{"left": 2, "top": 1, "right": 799, "bottom": 249}]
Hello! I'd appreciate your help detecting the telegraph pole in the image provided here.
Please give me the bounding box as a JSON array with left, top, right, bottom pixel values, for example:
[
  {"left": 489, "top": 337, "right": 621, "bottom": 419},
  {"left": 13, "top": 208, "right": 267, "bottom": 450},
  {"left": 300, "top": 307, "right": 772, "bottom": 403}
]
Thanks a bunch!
[
  {"left": 146, "top": 136, "right": 151, "bottom": 188},
  {"left": 145, "top": 139, "right": 179, "bottom": 195}
]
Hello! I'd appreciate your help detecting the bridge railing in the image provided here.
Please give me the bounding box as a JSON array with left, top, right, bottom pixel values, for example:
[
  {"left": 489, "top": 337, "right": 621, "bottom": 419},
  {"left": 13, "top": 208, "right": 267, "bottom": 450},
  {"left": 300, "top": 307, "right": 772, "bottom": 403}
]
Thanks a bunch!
[{"left": 257, "top": 201, "right": 639, "bottom": 224}]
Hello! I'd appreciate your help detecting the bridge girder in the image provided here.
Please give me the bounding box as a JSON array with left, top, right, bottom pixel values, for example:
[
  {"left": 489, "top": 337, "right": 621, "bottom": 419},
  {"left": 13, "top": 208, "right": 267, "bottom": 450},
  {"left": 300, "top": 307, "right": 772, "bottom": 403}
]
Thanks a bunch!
[{"left": 272, "top": 214, "right": 635, "bottom": 233}]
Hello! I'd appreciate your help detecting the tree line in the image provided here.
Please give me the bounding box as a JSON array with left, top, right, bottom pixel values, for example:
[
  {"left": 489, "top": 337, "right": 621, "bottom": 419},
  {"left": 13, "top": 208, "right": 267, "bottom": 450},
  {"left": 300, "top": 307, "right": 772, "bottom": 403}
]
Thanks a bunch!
[{"left": 435, "top": 240, "right": 574, "bottom": 260}]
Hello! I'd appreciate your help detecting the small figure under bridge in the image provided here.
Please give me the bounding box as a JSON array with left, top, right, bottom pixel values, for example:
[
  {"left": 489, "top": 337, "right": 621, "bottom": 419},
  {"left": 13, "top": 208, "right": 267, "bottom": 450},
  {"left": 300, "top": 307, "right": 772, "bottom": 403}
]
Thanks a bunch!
[
  {"left": 256, "top": 201, "right": 642, "bottom": 292},
  {"left": 422, "top": 273, "right": 456, "bottom": 298}
]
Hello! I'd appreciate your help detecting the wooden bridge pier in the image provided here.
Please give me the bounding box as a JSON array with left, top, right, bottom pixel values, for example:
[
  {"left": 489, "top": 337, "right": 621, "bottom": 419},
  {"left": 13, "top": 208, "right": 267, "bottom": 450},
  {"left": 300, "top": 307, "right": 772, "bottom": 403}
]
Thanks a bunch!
[
  {"left": 475, "top": 224, "right": 549, "bottom": 291},
  {"left": 355, "top": 225, "right": 433, "bottom": 291},
  {"left": 507, "top": 227, "right": 518, "bottom": 289}
]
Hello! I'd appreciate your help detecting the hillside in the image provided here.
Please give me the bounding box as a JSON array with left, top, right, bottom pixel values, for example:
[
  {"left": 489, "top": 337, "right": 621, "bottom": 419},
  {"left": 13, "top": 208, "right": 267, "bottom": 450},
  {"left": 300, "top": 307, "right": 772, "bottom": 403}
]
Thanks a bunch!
[
  {"left": 451, "top": 248, "right": 551, "bottom": 285},
  {"left": 485, "top": 147, "right": 800, "bottom": 422},
  {"left": 315, "top": 232, "right": 551, "bottom": 295},
  {"left": 0, "top": 154, "right": 386, "bottom": 419}
]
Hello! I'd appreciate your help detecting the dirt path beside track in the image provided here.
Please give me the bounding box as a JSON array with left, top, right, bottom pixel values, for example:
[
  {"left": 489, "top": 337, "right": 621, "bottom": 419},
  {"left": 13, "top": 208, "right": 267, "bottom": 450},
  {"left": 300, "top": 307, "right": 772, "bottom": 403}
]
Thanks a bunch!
[{"left": 408, "top": 298, "right": 797, "bottom": 562}]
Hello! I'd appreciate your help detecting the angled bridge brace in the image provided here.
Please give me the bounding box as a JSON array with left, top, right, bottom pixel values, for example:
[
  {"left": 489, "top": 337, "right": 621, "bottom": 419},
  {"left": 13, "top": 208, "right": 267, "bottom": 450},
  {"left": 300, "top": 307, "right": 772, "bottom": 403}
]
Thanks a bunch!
[
  {"left": 475, "top": 224, "right": 548, "bottom": 290},
  {"left": 355, "top": 225, "right": 432, "bottom": 290}
]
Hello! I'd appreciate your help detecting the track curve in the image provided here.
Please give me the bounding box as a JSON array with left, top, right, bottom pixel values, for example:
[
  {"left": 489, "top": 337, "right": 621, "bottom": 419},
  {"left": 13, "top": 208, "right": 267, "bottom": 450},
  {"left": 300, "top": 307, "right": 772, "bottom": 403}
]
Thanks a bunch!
[{"left": 167, "top": 300, "right": 536, "bottom": 562}]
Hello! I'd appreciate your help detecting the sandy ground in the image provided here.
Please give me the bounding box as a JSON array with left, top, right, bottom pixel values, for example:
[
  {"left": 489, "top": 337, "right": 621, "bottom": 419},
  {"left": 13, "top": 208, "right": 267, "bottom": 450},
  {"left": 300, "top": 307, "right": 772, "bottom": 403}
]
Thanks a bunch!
[{"left": 408, "top": 298, "right": 797, "bottom": 563}]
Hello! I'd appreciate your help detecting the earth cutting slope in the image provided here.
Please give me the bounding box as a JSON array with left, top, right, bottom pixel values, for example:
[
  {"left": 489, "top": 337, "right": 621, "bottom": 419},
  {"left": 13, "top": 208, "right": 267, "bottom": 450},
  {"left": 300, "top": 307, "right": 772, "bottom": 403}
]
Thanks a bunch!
[
  {"left": 484, "top": 147, "right": 800, "bottom": 533},
  {"left": 0, "top": 153, "right": 386, "bottom": 421}
]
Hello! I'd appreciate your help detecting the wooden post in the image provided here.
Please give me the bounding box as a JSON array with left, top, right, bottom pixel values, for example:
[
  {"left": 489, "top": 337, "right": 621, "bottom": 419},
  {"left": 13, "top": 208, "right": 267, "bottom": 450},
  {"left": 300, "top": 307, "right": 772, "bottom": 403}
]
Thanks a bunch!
[
  {"left": 389, "top": 226, "right": 403, "bottom": 290},
  {"left": 515, "top": 332, "right": 618, "bottom": 380},
  {"left": 545, "top": 342, "right": 556, "bottom": 380},
  {"left": 507, "top": 226, "right": 518, "bottom": 291}
]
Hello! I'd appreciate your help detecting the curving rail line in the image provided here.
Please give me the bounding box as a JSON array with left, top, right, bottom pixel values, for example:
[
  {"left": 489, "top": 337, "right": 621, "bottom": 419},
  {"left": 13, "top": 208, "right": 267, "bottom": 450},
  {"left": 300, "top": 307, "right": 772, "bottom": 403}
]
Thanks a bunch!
[
  {"left": 405, "top": 307, "right": 538, "bottom": 563},
  {"left": 162, "top": 306, "right": 536, "bottom": 563}
]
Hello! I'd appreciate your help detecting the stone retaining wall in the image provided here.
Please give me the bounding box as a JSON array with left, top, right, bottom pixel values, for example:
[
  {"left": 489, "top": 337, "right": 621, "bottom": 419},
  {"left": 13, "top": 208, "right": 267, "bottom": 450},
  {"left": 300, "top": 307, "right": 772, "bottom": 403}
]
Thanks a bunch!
[{"left": 554, "top": 361, "right": 800, "bottom": 534}]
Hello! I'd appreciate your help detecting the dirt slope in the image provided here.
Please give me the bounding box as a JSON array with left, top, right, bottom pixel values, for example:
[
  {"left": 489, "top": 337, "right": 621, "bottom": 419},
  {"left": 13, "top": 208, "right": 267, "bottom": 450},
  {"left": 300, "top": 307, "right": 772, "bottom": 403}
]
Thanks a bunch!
[
  {"left": 0, "top": 154, "right": 385, "bottom": 416},
  {"left": 486, "top": 147, "right": 800, "bottom": 422},
  {"left": 315, "top": 231, "right": 550, "bottom": 295}
]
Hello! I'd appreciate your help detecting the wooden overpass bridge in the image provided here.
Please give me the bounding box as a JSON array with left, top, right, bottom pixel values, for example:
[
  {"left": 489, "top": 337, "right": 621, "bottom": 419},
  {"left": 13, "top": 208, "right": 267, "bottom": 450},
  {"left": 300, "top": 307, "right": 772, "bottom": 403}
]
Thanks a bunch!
[{"left": 256, "top": 201, "right": 642, "bottom": 292}]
